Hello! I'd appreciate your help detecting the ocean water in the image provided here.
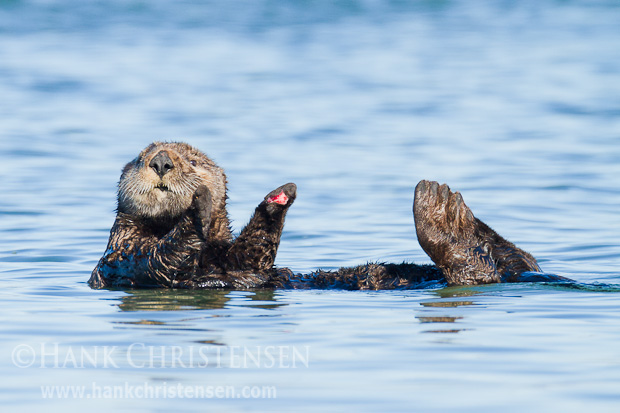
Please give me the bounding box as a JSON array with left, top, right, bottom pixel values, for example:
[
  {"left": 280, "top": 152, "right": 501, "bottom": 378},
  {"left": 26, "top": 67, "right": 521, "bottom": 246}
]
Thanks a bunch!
[{"left": 1, "top": 0, "right": 619, "bottom": 411}]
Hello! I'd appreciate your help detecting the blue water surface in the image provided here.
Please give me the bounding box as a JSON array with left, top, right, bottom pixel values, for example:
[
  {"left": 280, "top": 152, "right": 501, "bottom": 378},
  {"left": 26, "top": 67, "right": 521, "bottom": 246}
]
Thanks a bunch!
[{"left": 1, "top": 1, "right": 619, "bottom": 411}]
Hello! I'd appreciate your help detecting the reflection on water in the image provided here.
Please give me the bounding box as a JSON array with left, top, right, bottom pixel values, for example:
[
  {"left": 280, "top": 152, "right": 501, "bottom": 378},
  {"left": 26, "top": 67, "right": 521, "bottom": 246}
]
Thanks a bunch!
[
  {"left": 116, "top": 289, "right": 282, "bottom": 312},
  {"left": 416, "top": 316, "right": 463, "bottom": 323},
  {"left": 418, "top": 297, "right": 473, "bottom": 334},
  {"left": 540, "top": 282, "right": 620, "bottom": 293},
  {"left": 432, "top": 286, "right": 490, "bottom": 298},
  {"left": 420, "top": 300, "right": 476, "bottom": 308},
  {"left": 116, "top": 289, "right": 232, "bottom": 312},
  {"left": 421, "top": 329, "right": 465, "bottom": 334}
]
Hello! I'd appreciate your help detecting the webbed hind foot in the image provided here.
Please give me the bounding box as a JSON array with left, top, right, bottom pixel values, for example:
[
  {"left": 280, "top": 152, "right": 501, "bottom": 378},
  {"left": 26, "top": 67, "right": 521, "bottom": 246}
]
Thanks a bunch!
[
  {"left": 413, "top": 180, "right": 500, "bottom": 285},
  {"left": 414, "top": 180, "right": 542, "bottom": 285}
]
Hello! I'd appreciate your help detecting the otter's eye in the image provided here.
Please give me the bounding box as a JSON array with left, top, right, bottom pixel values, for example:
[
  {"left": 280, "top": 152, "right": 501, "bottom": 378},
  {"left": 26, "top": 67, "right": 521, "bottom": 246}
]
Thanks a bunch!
[{"left": 190, "top": 160, "right": 197, "bottom": 167}]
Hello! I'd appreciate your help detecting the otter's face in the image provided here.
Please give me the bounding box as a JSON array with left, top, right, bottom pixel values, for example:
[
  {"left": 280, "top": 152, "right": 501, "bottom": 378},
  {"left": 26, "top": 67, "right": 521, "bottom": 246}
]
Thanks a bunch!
[{"left": 117, "top": 142, "right": 226, "bottom": 219}]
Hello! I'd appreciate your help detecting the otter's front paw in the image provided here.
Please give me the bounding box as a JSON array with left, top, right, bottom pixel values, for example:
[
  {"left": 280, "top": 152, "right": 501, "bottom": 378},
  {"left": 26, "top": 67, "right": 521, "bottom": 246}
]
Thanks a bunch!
[
  {"left": 192, "top": 185, "right": 212, "bottom": 240},
  {"left": 264, "top": 183, "right": 296, "bottom": 214}
]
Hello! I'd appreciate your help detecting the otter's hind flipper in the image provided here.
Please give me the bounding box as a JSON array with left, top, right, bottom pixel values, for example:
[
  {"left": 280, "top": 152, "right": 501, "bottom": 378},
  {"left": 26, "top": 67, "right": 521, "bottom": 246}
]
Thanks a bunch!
[
  {"left": 414, "top": 180, "right": 500, "bottom": 285},
  {"left": 414, "top": 180, "right": 542, "bottom": 286},
  {"left": 469, "top": 218, "right": 541, "bottom": 281},
  {"left": 226, "top": 183, "right": 297, "bottom": 273}
]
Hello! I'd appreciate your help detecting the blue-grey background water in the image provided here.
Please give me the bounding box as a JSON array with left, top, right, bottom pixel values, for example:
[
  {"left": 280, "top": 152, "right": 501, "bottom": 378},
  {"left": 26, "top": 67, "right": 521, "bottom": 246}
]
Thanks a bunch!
[{"left": 1, "top": 0, "right": 619, "bottom": 411}]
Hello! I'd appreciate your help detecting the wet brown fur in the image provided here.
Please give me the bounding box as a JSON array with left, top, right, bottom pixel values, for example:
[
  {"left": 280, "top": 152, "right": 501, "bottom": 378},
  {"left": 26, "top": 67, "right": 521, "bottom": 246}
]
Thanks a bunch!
[
  {"left": 91, "top": 142, "right": 567, "bottom": 290},
  {"left": 413, "top": 180, "right": 544, "bottom": 285},
  {"left": 89, "top": 142, "right": 297, "bottom": 289}
]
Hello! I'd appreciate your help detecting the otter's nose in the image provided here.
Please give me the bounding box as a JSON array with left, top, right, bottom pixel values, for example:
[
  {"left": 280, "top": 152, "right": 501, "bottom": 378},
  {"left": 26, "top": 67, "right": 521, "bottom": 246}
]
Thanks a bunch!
[{"left": 149, "top": 150, "right": 174, "bottom": 178}]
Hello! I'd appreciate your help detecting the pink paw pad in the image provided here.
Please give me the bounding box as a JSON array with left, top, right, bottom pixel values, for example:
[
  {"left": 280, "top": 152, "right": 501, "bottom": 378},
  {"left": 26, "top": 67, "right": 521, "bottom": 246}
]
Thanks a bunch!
[{"left": 267, "top": 191, "right": 288, "bottom": 205}]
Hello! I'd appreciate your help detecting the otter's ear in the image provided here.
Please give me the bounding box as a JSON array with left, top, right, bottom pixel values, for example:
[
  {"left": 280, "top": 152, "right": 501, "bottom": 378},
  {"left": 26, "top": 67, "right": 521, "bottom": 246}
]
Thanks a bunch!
[{"left": 121, "top": 160, "right": 135, "bottom": 176}]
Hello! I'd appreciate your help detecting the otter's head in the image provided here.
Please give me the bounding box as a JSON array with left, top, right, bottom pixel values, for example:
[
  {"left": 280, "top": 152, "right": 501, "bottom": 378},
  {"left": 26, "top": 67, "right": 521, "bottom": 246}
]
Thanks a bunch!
[{"left": 117, "top": 142, "right": 227, "bottom": 219}]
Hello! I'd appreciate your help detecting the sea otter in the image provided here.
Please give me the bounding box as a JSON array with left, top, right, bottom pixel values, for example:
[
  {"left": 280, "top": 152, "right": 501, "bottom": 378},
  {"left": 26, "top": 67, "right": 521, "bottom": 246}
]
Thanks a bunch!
[{"left": 90, "top": 142, "right": 568, "bottom": 290}]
